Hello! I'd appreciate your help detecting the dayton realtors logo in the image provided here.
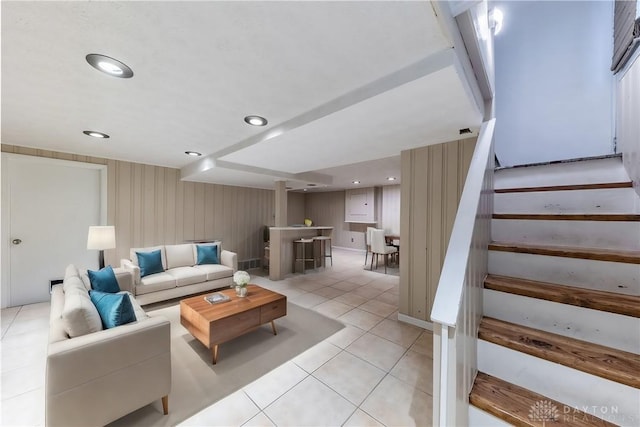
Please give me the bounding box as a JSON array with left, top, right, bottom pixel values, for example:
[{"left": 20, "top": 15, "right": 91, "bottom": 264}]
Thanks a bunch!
[
  {"left": 529, "top": 400, "right": 559, "bottom": 425},
  {"left": 529, "top": 400, "right": 630, "bottom": 424}
]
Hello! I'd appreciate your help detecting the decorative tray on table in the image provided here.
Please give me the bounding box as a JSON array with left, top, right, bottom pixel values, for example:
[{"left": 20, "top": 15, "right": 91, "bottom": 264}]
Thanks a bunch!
[{"left": 204, "top": 292, "right": 231, "bottom": 304}]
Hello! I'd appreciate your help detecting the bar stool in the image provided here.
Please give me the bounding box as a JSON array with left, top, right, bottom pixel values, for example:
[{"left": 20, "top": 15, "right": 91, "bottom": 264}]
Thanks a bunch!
[
  {"left": 313, "top": 236, "right": 333, "bottom": 267},
  {"left": 293, "top": 238, "right": 316, "bottom": 274}
]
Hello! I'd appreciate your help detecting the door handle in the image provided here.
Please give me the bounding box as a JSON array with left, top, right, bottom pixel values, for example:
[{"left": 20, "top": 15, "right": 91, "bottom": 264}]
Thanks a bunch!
[{"left": 12, "top": 238, "right": 22, "bottom": 245}]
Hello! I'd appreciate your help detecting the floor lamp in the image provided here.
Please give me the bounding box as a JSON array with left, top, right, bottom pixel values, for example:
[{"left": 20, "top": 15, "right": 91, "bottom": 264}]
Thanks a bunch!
[{"left": 87, "top": 226, "right": 116, "bottom": 269}]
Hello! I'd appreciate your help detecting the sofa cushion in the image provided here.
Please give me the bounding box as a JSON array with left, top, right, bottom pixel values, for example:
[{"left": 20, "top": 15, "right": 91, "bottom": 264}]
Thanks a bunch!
[
  {"left": 90, "top": 291, "right": 136, "bottom": 329},
  {"left": 62, "top": 287, "right": 103, "bottom": 337},
  {"left": 63, "top": 274, "right": 88, "bottom": 295},
  {"left": 196, "top": 244, "right": 219, "bottom": 265},
  {"left": 79, "top": 270, "right": 93, "bottom": 291},
  {"left": 137, "top": 272, "right": 177, "bottom": 295},
  {"left": 87, "top": 265, "right": 120, "bottom": 293},
  {"left": 64, "top": 264, "right": 79, "bottom": 280},
  {"left": 193, "top": 264, "right": 234, "bottom": 281},
  {"left": 165, "top": 267, "right": 207, "bottom": 287},
  {"left": 136, "top": 250, "right": 165, "bottom": 277},
  {"left": 130, "top": 246, "right": 167, "bottom": 270},
  {"left": 165, "top": 244, "right": 195, "bottom": 269}
]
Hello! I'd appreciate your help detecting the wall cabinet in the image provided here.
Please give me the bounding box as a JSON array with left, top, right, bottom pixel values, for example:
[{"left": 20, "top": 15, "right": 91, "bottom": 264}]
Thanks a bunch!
[{"left": 345, "top": 188, "right": 376, "bottom": 223}]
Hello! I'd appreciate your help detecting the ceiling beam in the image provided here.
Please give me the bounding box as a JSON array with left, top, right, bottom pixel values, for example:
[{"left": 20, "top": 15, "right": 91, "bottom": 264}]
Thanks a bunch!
[{"left": 180, "top": 48, "right": 456, "bottom": 181}]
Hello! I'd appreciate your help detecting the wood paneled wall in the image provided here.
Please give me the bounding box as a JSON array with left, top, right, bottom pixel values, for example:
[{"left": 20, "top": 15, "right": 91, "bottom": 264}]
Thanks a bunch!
[
  {"left": 305, "top": 186, "right": 401, "bottom": 251},
  {"left": 304, "top": 190, "right": 366, "bottom": 250},
  {"left": 1, "top": 144, "right": 275, "bottom": 266},
  {"left": 287, "top": 192, "right": 306, "bottom": 225},
  {"left": 399, "top": 137, "right": 476, "bottom": 321},
  {"left": 382, "top": 185, "right": 401, "bottom": 235}
]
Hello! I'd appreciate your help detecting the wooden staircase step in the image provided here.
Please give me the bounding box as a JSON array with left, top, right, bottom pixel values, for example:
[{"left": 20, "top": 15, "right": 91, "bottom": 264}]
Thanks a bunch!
[
  {"left": 484, "top": 275, "right": 640, "bottom": 318},
  {"left": 479, "top": 317, "right": 640, "bottom": 389},
  {"left": 495, "top": 182, "right": 632, "bottom": 194},
  {"left": 470, "top": 372, "right": 617, "bottom": 426},
  {"left": 489, "top": 242, "right": 640, "bottom": 264},
  {"left": 492, "top": 213, "right": 640, "bottom": 221}
]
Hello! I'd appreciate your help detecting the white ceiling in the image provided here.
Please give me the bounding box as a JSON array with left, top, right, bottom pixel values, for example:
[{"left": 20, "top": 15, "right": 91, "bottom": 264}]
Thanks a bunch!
[{"left": 1, "top": 1, "right": 482, "bottom": 191}]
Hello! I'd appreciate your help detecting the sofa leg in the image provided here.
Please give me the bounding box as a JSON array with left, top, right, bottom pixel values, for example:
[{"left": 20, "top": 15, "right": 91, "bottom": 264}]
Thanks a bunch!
[{"left": 162, "top": 395, "right": 169, "bottom": 415}]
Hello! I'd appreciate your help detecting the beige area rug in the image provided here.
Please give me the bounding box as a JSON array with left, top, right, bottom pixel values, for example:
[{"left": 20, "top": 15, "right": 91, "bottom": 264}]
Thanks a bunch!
[{"left": 108, "top": 300, "right": 344, "bottom": 427}]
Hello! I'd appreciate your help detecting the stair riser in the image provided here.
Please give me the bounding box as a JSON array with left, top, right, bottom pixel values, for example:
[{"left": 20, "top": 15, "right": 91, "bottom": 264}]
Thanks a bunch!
[
  {"left": 468, "top": 405, "right": 512, "bottom": 427},
  {"left": 483, "top": 289, "right": 640, "bottom": 353},
  {"left": 488, "top": 251, "right": 640, "bottom": 295},
  {"left": 495, "top": 157, "right": 629, "bottom": 189},
  {"left": 491, "top": 219, "right": 640, "bottom": 251},
  {"left": 494, "top": 188, "right": 638, "bottom": 214},
  {"left": 478, "top": 340, "right": 640, "bottom": 426}
]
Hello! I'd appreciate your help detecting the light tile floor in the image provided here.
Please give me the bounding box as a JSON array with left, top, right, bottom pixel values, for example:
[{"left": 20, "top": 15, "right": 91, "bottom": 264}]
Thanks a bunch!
[{"left": 1, "top": 249, "right": 434, "bottom": 426}]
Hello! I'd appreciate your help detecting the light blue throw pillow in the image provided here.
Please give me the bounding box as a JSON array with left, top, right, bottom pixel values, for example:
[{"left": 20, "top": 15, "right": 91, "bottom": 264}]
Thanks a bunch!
[
  {"left": 196, "top": 245, "right": 219, "bottom": 265},
  {"left": 89, "top": 291, "right": 135, "bottom": 329},
  {"left": 87, "top": 265, "right": 120, "bottom": 293},
  {"left": 136, "top": 249, "right": 164, "bottom": 277}
]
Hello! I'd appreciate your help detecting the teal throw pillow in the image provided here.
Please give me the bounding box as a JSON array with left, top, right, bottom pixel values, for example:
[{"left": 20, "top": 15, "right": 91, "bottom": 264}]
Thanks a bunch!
[
  {"left": 196, "top": 244, "right": 219, "bottom": 265},
  {"left": 87, "top": 265, "right": 120, "bottom": 293},
  {"left": 136, "top": 250, "right": 164, "bottom": 277},
  {"left": 89, "top": 291, "right": 136, "bottom": 329}
]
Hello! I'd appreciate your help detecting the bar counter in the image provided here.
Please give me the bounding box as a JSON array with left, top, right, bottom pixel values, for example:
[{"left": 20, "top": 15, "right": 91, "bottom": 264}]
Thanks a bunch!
[{"left": 269, "top": 226, "right": 333, "bottom": 280}]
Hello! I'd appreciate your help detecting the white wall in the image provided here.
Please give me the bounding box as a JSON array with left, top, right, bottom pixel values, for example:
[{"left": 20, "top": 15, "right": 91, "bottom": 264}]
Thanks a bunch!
[
  {"left": 617, "top": 53, "right": 640, "bottom": 197},
  {"left": 493, "top": 1, "right": 614, "bottom": 166}
]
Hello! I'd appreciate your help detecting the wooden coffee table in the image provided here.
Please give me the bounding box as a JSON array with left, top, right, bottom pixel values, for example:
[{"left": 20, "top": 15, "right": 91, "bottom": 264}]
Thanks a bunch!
[{"left": 180, "top": 284, "right": 287, "bottom": 364}]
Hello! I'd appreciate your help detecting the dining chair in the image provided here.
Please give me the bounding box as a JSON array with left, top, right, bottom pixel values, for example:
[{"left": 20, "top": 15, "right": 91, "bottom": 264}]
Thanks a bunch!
[
  {"left": 369, "top": 229, "right": 398, "bottom": 273},
  {"left": 364, "top": 227, "right": 376, "bottom": 266}
]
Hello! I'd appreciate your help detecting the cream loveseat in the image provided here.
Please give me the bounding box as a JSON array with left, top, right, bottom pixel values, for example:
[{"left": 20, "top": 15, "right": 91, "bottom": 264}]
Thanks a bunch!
[
  {"left": 121, "top": 242, "right": 237, "bottom": 305},
  {"left": 47, "top": 265, "right": 171, "bottom": 427}
]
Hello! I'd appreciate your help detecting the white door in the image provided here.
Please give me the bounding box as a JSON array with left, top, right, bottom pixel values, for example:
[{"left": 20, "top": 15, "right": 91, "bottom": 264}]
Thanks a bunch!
[{"left": 1, "top": 154, "right": 106, "bottom": 307}]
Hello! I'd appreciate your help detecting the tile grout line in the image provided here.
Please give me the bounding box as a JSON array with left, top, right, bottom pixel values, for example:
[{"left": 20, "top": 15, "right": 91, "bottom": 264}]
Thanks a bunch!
[{"left": 1, "top": 305, "right": 23, "bottom": 340}]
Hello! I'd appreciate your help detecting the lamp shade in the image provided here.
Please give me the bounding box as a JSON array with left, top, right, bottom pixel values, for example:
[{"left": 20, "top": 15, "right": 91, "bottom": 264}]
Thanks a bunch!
[{"left": 87, "top": 226, "right": 116, "bottom": 250}]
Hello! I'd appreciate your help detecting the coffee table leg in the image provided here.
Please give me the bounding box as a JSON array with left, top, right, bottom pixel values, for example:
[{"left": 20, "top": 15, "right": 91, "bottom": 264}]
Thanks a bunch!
[
  {"left": 271, "top": 320, "right": 278, "bottom": 335},
  {"left": 212, "top": 345, "right": 218, "bottom": 364}
]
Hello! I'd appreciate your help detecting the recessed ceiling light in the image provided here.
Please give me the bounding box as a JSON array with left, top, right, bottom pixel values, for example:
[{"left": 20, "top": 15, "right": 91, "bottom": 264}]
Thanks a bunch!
[
  {"left": 244, "top": 115, "right": 268, "bottom": 126},
  {"left": 86, "top": 54, "right": 134, "bottom": 78},
  {"left": 185, "top": 151, "right": 202, "bottom": 157},
  {"left": 83, "top": 130, "right": 109, "bottom": 139},
  {"left": 303, "top": 189, "right": 308, "bottom": 192},
  {"left": 352, "top": 180, "right": 360, "bottom": 184},
  {"left": 387, "top": 177, "right": 396, "bottom": 181}
]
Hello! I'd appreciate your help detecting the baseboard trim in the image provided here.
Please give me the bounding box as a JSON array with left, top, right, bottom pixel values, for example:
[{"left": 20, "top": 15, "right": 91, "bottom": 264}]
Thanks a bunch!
[
  {"left": 398, "top": 314, "right": 433, "bottom": 331},
  {"left": 333, "top": 246, "right": 366, "bottom": 253}
]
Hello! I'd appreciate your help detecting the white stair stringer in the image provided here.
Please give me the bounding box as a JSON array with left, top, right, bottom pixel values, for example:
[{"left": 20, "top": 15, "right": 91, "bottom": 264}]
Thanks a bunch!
[
  {"left": 495, "top": 157, "right": 629, "bottom": 189},
  {"left": 492, "top": 219, "right": 640, "bottom": 251},
  {"left": 483, "top": 288, "right": 640, "bottom": 353},
  {"left": 477, "top": 340, "right": 640, "bottom": 426},
  {"left": 488, "top": 250, "right": 640, "bottom": 296},
  {"left": 494, "top": 187, "right": 638, "bottom": 214},
  {"left": 468, "top": 405, "right": 512, "bottom": 427}
]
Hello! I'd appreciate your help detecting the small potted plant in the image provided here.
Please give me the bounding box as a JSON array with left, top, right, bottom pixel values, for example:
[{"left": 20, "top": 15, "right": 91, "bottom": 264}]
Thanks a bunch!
[{"left": 232, "top": 270, "right": 250, "bottom": 297}]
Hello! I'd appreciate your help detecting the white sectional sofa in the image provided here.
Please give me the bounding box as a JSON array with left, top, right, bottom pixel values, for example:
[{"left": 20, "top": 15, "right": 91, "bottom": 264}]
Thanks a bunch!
[
  {"left": 121, "top": 242, "right": 237, "bottom": 305},
  {"left": 47, "top": 265, "right": 171, "bottom": 427}
]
